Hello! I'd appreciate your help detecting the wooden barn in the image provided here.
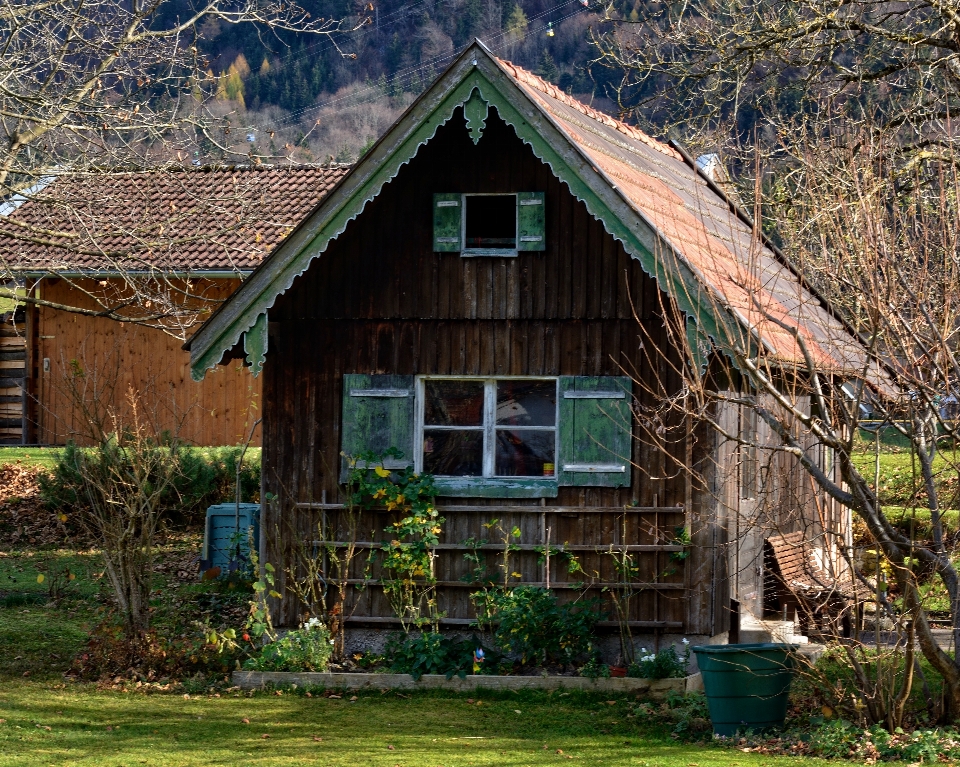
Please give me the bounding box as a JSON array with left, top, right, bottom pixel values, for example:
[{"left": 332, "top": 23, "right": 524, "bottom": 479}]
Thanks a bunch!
[
  {"left": 186, "top": 42, "right": 872, "bottom": 646},
  {"left": 0, "top": 165, "right": 348, "bottom": 445}
]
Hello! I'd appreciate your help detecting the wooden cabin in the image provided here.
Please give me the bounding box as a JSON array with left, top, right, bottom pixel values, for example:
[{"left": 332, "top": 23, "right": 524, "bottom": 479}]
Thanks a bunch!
[
  {"left": 0, "top": 165, "right": 348, "bottom": 445},
  {"left": 186, "top": 43, "right": 872, "bottom": 648}
]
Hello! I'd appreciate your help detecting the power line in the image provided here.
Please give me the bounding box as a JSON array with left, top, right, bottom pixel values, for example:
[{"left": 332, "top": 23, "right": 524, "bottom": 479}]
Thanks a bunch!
[
  {"left": 239, "top": 0, "right": 593, "bottom": 136},
  {"left": 250, "top": 0, "right": 435, "bottom": 74}
]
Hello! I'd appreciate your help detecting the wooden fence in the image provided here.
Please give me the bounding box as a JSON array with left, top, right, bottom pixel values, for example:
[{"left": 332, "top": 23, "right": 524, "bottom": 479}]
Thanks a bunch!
[
  {"left": 0, "top": 319, "right": 26, "bottom": 444},
  {"left": 293, "top": 503, "right": 688, "bottom": 631}
]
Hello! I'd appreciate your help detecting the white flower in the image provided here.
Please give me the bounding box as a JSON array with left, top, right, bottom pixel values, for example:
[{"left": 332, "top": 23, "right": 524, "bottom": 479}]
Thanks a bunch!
[
  {"left": 682, "top": 638, "right": 690, "bottom": 645},
  {"left": 641, "top": 648, "right": 648, "bottom": 654}
]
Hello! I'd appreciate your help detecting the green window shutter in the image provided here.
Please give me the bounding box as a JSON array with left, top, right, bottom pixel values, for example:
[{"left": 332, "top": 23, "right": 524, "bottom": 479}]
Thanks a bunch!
[
  {"left": 433, "top": 193, "right": 461, "bottom": 252},
  {"left": 558, "top": 376, "right": 632, "bottom": 487},
  {"left": 340, "top": 374, "right": 415, "bottom": 481},
  {"left": 517, "top": 192, "right": 545, "bottom": 251}
]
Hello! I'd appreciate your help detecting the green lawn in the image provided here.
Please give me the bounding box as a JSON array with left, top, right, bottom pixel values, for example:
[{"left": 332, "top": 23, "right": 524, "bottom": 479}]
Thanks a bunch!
[
  {"left": 0, "top": 546, "right": 833, "bottom": 767},
  {"left": 0, "top": 446, "right": 61, "bottom": 469},
  {"left": 0, "top": 682, "right": 834, "bottom": 767}
]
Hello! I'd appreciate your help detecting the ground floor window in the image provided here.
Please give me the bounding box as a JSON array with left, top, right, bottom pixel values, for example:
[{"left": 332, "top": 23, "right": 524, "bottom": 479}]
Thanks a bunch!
[
  {"left": 340, "top": 373, "right": 632, "bottom": 497},
  {"left": 419, "top": 377, "right": 557, "bottom": 479}
]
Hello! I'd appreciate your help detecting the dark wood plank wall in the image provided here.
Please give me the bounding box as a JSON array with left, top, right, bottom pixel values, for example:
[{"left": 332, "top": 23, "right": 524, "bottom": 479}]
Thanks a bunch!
[{"left": 262, "top": 107, "right": 718, "bottom": 632}]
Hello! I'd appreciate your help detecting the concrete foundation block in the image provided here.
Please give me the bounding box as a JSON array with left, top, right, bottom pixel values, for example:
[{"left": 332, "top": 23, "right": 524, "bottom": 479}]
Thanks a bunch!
[{"left": 232, "top": 670, "right": 702, "bottom": 699}]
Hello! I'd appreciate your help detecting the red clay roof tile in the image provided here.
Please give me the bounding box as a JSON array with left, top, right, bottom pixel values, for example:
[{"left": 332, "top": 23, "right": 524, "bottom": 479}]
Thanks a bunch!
[
  {"left": 497, "top": 57, "right": 862, "bottom": 372},
  {"left": 0, "top": 165, "right": 350, "bottom": 274}
]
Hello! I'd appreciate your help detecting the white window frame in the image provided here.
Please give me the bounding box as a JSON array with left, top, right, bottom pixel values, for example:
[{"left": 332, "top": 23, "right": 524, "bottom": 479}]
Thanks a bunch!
[
  {"left": 460, "top": 193, "right": 519, "bottom": 258},
  {"left": 414, "top": 375, "right": 559, "bottom": 479}
]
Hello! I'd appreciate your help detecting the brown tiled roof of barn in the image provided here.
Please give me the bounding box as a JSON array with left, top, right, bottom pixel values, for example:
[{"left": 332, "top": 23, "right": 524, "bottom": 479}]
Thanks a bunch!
[
  {"left": 0, "top": 165, "right": 351, "bottom": 274},
  {"left": 497, "top": 57, "right": 866, "bottom": 373}
]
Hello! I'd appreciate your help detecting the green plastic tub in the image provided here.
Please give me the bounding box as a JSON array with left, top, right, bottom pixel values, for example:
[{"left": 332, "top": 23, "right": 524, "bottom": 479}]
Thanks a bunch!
[{"left": 691, "top": 643, "right": 799, "bottom": 736}]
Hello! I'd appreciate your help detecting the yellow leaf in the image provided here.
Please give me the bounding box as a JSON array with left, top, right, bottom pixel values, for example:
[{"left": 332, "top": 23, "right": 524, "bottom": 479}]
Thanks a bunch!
[
  {"left": 374, "top": 466, "right": 390, "bottom": 478},
  {"left": 36, "top": 574, "right": 44, "bottom": 584},
  {"left": 58, "top": 514, "right": 68, "bottom": 523}
]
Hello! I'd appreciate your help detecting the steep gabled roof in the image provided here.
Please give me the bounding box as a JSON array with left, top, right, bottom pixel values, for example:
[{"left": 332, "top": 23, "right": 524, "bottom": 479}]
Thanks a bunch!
[
  {"left": 185, "top": 41, "right": 874, "bottom": 382},
  {"left": 0, "top": 165, "right": 350, "bottom": 275}
]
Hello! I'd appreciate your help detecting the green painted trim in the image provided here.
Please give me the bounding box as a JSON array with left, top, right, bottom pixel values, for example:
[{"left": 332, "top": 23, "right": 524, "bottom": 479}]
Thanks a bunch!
[
  {"left": 463, "top": 88, "right": 488, "bottom": 145},
  {"left": 190, "top": 65, "right": 499, "bottom": 380},
  {"left": 188, "top": 43, "right": 752, "bottom": 381},
  {"left": 243, "top": 311, "right": 268, "bottom": 377},
  {"left": 433, "top": 477, "right": 558, "bottom": 498}
]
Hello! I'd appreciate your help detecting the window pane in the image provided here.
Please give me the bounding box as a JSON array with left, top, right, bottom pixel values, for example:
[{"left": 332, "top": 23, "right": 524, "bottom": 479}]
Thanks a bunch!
[
  {"left": 423, "top": 430, "right": 483, "bottom": 476},
  {"left": 496, "top": 380, "right": 556, "bottom": 426},
  {"left": 465, "top": 195, "right": 516, "bottom": 248},
  {"left": 424, "top": 380, "right": 484, "bottom": 426},
  {"left": 495, "top": 430, "right": 556, "bottom": 477}
]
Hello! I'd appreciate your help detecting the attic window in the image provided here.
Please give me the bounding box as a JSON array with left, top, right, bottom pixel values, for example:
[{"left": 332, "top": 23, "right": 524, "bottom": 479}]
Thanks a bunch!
[
  {"left": 464, "top": 195, "right": 516, "bottom": 251},
  {"left": 433, "top": 192, "right": 545, "bottom": 255}
]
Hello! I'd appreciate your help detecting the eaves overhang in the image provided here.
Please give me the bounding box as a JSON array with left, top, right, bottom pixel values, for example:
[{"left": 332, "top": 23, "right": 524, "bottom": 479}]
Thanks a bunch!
[
  {"left": 184, "top": 40, "right": 859, "bottom": 383},
  {"left": 185, "top": 43, "right": 739, "bottom": 379}
]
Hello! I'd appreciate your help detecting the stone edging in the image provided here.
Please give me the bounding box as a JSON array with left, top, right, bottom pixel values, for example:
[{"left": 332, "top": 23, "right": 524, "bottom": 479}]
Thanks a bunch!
[{"left": 232, "top": 670, "right": 703, "bottom": 697}]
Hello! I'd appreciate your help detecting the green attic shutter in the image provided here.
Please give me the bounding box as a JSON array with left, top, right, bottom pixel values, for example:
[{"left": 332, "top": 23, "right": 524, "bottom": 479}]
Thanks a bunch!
[
  {"left": 433, "top": 193, "right": 461, "bottom": 252},
  {"left": 340, "top": 374, "right": 415, "bottom": 481},
  {"left": 558, "top": 376, "right": 632, "bottom": 487},
  {"left": 517, "top": 192, "right": 545, "bottom": 251}
]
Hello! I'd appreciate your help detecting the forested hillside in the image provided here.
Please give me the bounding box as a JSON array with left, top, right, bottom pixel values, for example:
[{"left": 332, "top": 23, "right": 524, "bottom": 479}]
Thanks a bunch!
[{"left": 190, "top": 0, "right": 625, "bottom": 162}]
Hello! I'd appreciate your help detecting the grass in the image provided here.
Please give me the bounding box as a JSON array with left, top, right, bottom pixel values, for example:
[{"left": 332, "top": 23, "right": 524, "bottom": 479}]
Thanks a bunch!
[
  {"left": 0, "top": 550, "right": 104, "bottom": 679},
  {"left": 0, "top": 446, "right": 62, "bottom": 469},
  {"left": 0, "top": 683, "right": 836, "bottom": 767},
  {"left": 0, "top": 548, "right": 833, "bottom": 767}
]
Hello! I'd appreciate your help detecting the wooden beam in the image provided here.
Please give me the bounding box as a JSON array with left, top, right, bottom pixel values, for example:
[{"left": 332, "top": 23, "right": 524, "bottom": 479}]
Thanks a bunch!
[
  {"left": 339, "top": 579, "right": 685, "bottom": 590},
  {"left": 343, "top": 616, "right": 684, "bottom": 629},
  {"left": 296, "top": 503, "right": 684, "bottom": 514},
  {"left": 313, "top": 541, "right": 684, "bottom": 553}
]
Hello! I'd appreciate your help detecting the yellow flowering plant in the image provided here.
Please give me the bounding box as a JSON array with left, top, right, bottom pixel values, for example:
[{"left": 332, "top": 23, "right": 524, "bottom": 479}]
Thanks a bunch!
[{"left": 345, "top": 450, "right": 443, "bottom": 632}]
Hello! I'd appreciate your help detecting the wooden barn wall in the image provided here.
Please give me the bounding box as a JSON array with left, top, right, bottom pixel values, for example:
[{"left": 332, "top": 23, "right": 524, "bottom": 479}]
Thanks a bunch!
[
  {"left": 32, "top": 277, "right": 261, "bottom": 446},
  {"left": 262, "top": 107, "right": 719, "bottom": 633},
  {"left": 715, "top": 391, "right": 844, "bottom": 623}
]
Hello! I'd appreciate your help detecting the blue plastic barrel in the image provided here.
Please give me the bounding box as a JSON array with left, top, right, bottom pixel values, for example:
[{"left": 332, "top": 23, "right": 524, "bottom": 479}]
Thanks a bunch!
[{"left": 203, "top": 503, "right": 261, "bottom": 574}]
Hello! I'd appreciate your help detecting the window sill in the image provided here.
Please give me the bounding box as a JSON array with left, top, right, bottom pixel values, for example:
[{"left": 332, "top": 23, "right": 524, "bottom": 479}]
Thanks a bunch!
[
  {"left": 432, "top": 477, "right": 558, "bottom": 498},
  {"left": 460, "top": 248, "right": 518, "bottom": 258}
]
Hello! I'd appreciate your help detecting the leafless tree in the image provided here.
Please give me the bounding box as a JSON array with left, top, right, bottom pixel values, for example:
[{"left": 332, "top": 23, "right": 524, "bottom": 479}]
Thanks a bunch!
[
  {"left": 591, "top": 0, "right": 960, "bottom": 164},
  {"left": 50, "top": 387, "right": 184, "bottom": 638},
  {"left": 631, "top": 128, "right": 960, "bottom": 724},
  {"left": 592, "top": 0, "right": 960, "bottom": 724},
  {"left": 0, "top": 0, "right": 368, "bottom": 332}
]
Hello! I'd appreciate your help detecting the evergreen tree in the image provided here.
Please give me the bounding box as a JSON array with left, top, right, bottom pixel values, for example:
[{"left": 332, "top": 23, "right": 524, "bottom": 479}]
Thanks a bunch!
[
  {"left": 454, "top": 0, "right": 483, "bottom": 47},
  {"left": 386, "top": 33, "right": 404, "bottom": 75},
  {"left": 505, "top": 4, "right": 528, "bottom": 37},
  {"left": 536, "top": 49, "right": 559, "bottom": 83}
]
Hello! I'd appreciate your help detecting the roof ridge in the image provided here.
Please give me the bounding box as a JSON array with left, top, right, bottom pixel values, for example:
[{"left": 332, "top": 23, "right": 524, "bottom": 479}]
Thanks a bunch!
[{"left": 495, "top": 57, "right": 682, "bottom": 163}]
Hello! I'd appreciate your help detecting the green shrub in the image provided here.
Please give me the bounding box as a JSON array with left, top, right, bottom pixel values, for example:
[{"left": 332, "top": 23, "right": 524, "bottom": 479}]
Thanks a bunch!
[
  {"left": 40, "top": 442, "right": 261, "bottom": 523},
  {"left": 579, "top": 650, "right": 611, "bottom": 678},
  {"left": 383, "top": 631, "right": 492, "bottom": 680},
  {"left": 484, "top": 586, "right": 601, "bottom": 666},
  {"left": 243, "top": 619, "right": 333, "bottom": 672},
  {"left": 628, "top": 641, "right": 690, "bottom": 679},
  {"left": 632, "top": 692, "right": 712, "bottom": 740}
]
